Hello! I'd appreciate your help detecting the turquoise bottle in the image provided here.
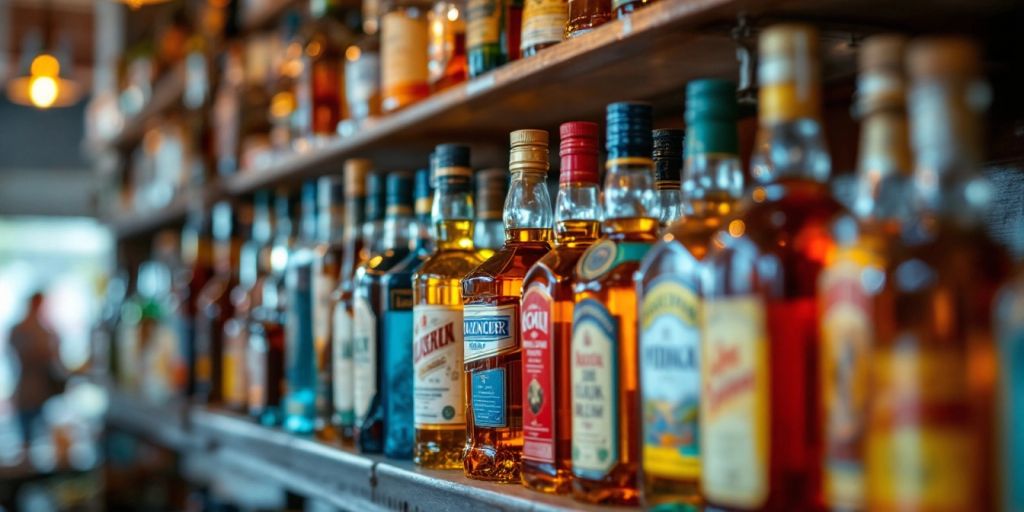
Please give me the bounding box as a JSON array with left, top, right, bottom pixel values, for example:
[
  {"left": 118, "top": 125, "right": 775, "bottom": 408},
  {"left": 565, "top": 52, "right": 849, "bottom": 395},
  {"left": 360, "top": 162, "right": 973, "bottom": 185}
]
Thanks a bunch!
[{"left": 283, "top": 181, "right": 319, "bottom": 434}]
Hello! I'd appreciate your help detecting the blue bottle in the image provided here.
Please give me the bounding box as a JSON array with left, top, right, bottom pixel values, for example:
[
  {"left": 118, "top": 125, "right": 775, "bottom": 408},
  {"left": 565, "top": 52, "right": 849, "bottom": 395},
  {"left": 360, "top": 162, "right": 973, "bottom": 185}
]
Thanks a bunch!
[{"left": 283, "top": 181, "right": 319, "bottom": 434}]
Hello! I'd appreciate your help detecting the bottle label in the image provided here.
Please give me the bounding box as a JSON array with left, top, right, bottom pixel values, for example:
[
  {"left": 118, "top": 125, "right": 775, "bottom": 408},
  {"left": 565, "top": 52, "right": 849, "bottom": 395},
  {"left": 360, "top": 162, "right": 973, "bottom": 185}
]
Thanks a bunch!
[
  {"left": 639, "top": 278, "right": 701, "bottom": 480},
  {"left": 381, "top": 12, "right": 430, "bottom": 92},
  {"left": 577, "top": 239, "right": 651, "bottom": 281},
  {"left": 571, "top": 299, "right": 619, "bottom": 479},
  {"left": 867, "top": 345, "right": 973, "bottom": 510},
  {"left": 332, "top": 302, "right": 355, "bottom": 424},
  {"left": 999, "top": 296, "right": 1024, "bottom": 510},
  {"left": 701, "top": 296, "right": 769, "bottom": 508},
  {"left": 471, "top": 367, "right": 506, "bottom": 427},
  {"left": 520, "top": 0, "right": 567, "bottom": 51},
  {"left": 346, "top": 53, "right": 381, "bottom": 114},
  {"left": 413, "top": 305, "right": 466, "bottom": 426},
  {"left": 353, "top": 295, "right": 377, "bottom": 423},
  {"left": 463, "top": 303, "right": 518, "bottom": 363},
  {"left": 314, "top": 271, "right": 335, "bottom": 352},
  {"left": 466, "top": 0, "right": 501, "bottom": 49},
  {"left": 521, "top": 283, "right": 556, "bottom": 463},
  {"left": 247, "top": 331, "right": 267, "bottom": 411},
  {"left": 820, "top": 260, "right": 872, "bottom": 509},
  {"left": 222, "top": 318, "right": 248, "bottom": 406}
]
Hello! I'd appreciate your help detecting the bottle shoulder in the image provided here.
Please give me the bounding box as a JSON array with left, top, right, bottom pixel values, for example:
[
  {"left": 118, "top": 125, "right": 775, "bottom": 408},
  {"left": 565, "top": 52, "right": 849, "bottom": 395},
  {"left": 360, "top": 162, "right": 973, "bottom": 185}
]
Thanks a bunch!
[
  {"left": 415, "top": 249, "right": 484, "bottom": 280},
  {"left": 462, "top": 242, "right": 551, "bottom": 284}
]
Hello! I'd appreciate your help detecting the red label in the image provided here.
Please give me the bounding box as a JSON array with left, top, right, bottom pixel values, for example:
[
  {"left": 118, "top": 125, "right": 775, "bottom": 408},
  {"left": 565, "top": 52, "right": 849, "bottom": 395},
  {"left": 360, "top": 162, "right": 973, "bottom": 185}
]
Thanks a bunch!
[{"left": 521, "top": 284, "right": 555, "bottom": 463}]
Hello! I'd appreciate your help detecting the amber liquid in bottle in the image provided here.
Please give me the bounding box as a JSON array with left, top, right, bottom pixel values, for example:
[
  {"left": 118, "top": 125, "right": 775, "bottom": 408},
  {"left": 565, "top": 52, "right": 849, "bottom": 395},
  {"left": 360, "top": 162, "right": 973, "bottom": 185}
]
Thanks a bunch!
[{"left": 565, "top": 0, "right": 610, "bottom": 38}]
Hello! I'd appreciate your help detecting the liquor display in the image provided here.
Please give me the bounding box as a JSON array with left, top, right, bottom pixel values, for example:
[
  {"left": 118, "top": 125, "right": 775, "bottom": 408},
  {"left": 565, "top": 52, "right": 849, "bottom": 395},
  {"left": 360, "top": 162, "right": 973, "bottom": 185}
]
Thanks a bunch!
[
  {"left": 571, "top": 102, "right": 657, "bottom": 505},
  {"left": 381, "top": 0, "right": 431, "bottom": 112},
  {"left": 195, "top": 202, "right": 242, "bottom": 405},
  {"left": 428, "top": 0, "right": 468, "bottom": 91},
  {"left": 247, "top": 191, "right": 286, "bottom": 426},
  {"left": 651, "top": 129, "right": 683, "bottom": 229},
  {"left": 474, "top": 168, "right": 507, "bottom": 260},
  {"left": 636, "top": 79, "right": 742, "bottom": 509},
  {"left": 462, "top": 130, "right": 553, "bottom": 481},
  {"left": 314, "top": 176, "right": 346, "bottom": 439},
  {"left": 412, "top": 145, "right": 483, "bottom": 469},
  {"left": 283, "top": 182, "right": 321, "bottom": 434},
  {"left": 520, "top": 121, "right": 600, "bottom": 494}
]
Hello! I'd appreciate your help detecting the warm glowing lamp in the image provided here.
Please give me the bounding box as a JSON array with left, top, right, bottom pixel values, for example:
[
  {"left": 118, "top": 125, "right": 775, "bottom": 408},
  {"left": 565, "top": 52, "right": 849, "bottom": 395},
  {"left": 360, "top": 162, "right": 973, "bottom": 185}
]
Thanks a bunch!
[{"left": 6, "top": 30, "right": 83, "bottom": 110}]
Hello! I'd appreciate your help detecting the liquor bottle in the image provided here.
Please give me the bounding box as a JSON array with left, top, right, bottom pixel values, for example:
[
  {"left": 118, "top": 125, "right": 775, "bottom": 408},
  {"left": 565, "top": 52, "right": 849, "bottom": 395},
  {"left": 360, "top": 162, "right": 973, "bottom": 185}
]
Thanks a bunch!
[
  {"left": 652, "top": 129, "right": 683, "bottom": 229},
  {"left": 818, "top": 35, "right": 911, "bottom": 511},
  {"left": 331, "top": 159, "right": 373, "bottom": 442},
  {"left": 413, "top": 144, "right": 483, "bottom": 468},
  {"left": 248, "top": 189, "right": 292, "bottom": 426},
  {"left": 505, "top": 0, "right": 523, "bottom": 63},
  {"left": 268, "top": 10, "right": 302, "bottom": 156},
  {"left": 865, "top": 37, "right": 1010, "bottom": 512},
  {"left": 213, "top": 43, "right": 244, "bottom": 176},
  {"left": 565, "top": 0, "right": 609, "bottom": 38},
  {"left": 314, "top": 176, "right": 346, "bottom": 440},
  {"left": 701, "top": 24, "right": 844, "bottom": 510},
  {"left": 520, "top": 0, "right": 565, "bottom": 57},
  {"left": 520, "top": 121, "right": 601, "bottom": 494},
  {"left": 296, "top": 0, "right": 350, "bottom": 148},
  {"left": 467, "top": 0, "right": 505, "bottom": 77},
  {"left": 284, "top": 182, "right": 320, "bottom": 434},
  {"left": 428, "top": 0, "right": 467, "bottom": 91},
  {"left": 997, "top": 269, "right": 1024, "bottom": 512},
  {"left": 571, "top": 102, "right": 657, "bottom": 505},
  {"left": 474, "top": 168, "right": 507, "bottom": 260},
  {"left": 380, "top": 0, "right": 431, "bottom": 113},
  {"left": 195, "top": 201, "right": 242, "bottom": 404},
  {"left": 637, "top": 79, "right": 742, "bottom": 509},
  {"left": 342, "top": 14, "right": 382, "bottom": 134},
  {"left": 178, "top": 207, "right": 214, "bottom": 398},
  {"left": 354, "top": 171, "right": 416, "bottom": 453},
  {"left": 239, "top": 32, "right": 273, "bottom": 169},
  {"left": 380, "top": 168, "right": 435, "bottom": 459},
  {"left": 222, "top": 202, "right": 256, "bottom": 412},
  {"left": 462, "top": 129, "right": 553, "bottom": 482}
]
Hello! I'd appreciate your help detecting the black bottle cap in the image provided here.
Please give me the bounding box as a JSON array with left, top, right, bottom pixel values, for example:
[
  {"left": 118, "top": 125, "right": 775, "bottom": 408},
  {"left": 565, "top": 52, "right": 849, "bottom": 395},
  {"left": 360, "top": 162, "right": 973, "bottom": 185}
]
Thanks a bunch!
[
  {"left": 385, "top": 171, "right": 414, "bottom": 212},
  {"left": 434, "top": 143, "right": 471, "bottom": 170},
  {"left": 365, "top": 171, "right": 386, "bottom": 222},
  {"left": 652, "top": 129, "right": 684, "bottom": 183},
  {"left": 414, "top": 168, "right": 432, "bottom": 201},
  {"left": 606, "top": 101, "right": 653, "bottom": 160}
]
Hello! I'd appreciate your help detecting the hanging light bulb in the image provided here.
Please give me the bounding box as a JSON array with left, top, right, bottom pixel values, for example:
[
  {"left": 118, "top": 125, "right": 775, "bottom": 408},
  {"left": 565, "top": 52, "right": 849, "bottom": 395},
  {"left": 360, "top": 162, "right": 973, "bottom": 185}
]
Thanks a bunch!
[{"left": 5, "top": 30, "right": 82, "bottom": 109}]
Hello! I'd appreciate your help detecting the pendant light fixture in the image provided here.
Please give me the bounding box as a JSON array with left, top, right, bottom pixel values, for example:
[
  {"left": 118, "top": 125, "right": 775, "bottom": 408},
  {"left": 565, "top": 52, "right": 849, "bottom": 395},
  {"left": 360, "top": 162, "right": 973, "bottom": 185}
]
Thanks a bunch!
[{"left": 5, "top": 6, "right": 83, "bottom": 110}]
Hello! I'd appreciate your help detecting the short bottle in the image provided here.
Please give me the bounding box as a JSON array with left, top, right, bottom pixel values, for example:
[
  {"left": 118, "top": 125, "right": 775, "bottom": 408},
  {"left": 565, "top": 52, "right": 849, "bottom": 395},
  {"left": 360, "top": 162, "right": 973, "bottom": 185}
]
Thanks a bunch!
[
  {"left": 571, "top": 102, "right": 658, "bottom": 505},
  {"left": 520, "top": 0, "right": 567, "bottom": 57},
  {"left": 651, "top": 128, "right": 683, "bottom": 229},
  {"left": 462, "top": 130, "right": 553, "bottom": 482},
  {"left": 283, "top": 182, "right": 320, "bottom": 434},
  {"left": 637, "top": 79, "right": 743, "bottom": 510},
  {"left": 474, "top": 168, "right": 508, "bottom": 260},
  {"left": 413, "top": 145, "right": 484, "bottom": 469},
  {"left": 519, "top": 121, "right": 601, "bottom": 494},
  {"left": 380, "top": 0, "right": 432, "bottom": 113}
]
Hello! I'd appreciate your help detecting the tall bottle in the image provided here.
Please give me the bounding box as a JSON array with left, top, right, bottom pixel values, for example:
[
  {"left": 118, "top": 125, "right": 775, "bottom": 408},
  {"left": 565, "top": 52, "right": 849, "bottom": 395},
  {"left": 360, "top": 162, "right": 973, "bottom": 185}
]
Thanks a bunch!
[
  {"left": 354, "top": 171, "right": 416, "bottom": 453},
  {"left": 817, "top": 35, "right": 912, "bottom": 511},
  {"left": 296, "top": 0, "right": 350, "bottom": 147},
  {"left": 467, "top": 0, "right": 505, "bottom": 77},
  {"left": 195, "top": 201, "right": 242, "bottom": 405},
  {"left": 331, "top": 160, "right": 373, "bottom": 442},
  {"left": 283, "top": 182, "right": 320, "bottom": 434},
  {"left": 314, "top": 176, "right": 345, "bottom": 440},
  {"left": 571, "top": 102, "right": 658, "bottom": 505},
  {"left": 652, "top": 129, "right": 683, "bottom": 230},
  {"left": 380, "top": 168, "right": 435, "bottom": 459},
  {"left": 246, "top": 191, "right": 283, "bottom": 425},
  {"left": 474, "top": 168, "right": 508, "bottom": 260},
  {"left": 701, "top": 24, "right": 844, "bottom": 511},
  {"left": 413, "top": 145, "right": 483, "bottom": 468},
  {"left": 520, "top": 0, "right": 567, "bottom": 58},
  {"left": 178, "top": 207, "right": 214, "bottom": 399},
  {"left": 865, "top": 37, "right": 1009, "bottom": 512},
  {"left": 520, "top": 121, "right": 601, "bottom": 494},
  {"left": 428, "top": 0, "right": 468, "bottom": 91},
  {"left": 342, "top": 13, "right": 382, "bottom": 134},
  {"left": 222, "top": 202, "right": 256, "bottom": 412},
  {"left": 268, "top": 10, "right": 302, "bottom": 156},
  {"left": 462, "top": 129, "right": 553, "bottom": 482},
  {"left": 637, "top": 79, "right": 742, "bottom": 509},
  {"left": 380, "top": 0, "right": 431, "bottom": 113}
]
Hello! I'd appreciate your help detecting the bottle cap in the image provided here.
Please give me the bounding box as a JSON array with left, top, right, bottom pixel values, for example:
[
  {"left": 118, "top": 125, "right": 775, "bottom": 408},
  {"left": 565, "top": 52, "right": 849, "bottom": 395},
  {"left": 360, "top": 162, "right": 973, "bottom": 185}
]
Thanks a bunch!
[
  {"left": 414, "top": 168, "right": 433, "bottom": 216},
  {"left": 365, "top": 171, "right": 386, "bottom": 222},
  {"left": 385, "top": 171, "right": 414, "bottom": 215},
  {"left": 758, "top": 24, "right": 821, "bottom": 123},
  {"left": 559, "top": 121, "right": 600, "bottom": 184},
  {"left": 685, "top": 79, "right": 739, "bottom": 156},
  {"left": 855, "top": 35, "right": 907, "bottom": 117},
  {"left": 605, "top": 101, "right": 653, "bottom": 161},
  {"left": 652, "top": 129, "right": 684, "bottom": 187},
  {"left": 434, "top": 143, "right": 473, "bottom": 179},
  {"left": 509, "top": 129, "right": 550, "bottom": 175},
  {"left": 476, "top": 168, "right": 507, "bottom": 220},
  {"left": 344, "top": 158, "right": 372, "bottom": 196}
]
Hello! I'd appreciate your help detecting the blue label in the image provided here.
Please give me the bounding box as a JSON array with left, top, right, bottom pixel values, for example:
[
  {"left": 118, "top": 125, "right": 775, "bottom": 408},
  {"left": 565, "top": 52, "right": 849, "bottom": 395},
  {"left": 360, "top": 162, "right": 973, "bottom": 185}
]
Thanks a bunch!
[
  {"left": 471, "top": 367, "right": 506, "bottom": 427},
  {"left": 385, "top": 309, "right": 414, "bottom": 458},
  {"left": 464, "top": 317, "right": 511, "bottom": 339},
  {"left": 1001, "top": 329, "right": 1024, "bottom": 510}
]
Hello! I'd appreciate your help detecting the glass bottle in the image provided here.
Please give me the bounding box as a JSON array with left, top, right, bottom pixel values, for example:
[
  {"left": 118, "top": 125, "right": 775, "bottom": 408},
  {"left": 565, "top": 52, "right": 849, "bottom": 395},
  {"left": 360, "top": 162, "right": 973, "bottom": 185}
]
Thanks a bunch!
[
  {"left": 354, "top": 172, "right": 416, "bottom": 453},
  {"left": 520, "top": 0, "right": 565, "bottom": 57},
  {"left": 222, "top": 202, "right": 255, "bottom": 412},
  {"left": 637, "top": 79, "right": 742, "bottom": 509},
  {"left": 571, "top": 102, "right": 658, "bottom": 505},
  {"left": 462, "top": 129, "right": 553, "bottom": 482},
  {"left": 652, "top": 128, "right": 683, "bottom": 230},
  {"left": 268, "top": 10, "right": 303, "bottom": 157},
  {"left": 380, "top": 168, "right": 435, "bottom": 459},
  {"left": 865, "top": 37, "right": 1010, "bottom": 512},
  {"left": 314, "top": 176, "right": 346, "bottom": 440},
  {"left": 178, "top": 207, "right": 214, "bottom": 399},
  {"left": 283, "top": 182, "right": 320, "bottom": 434},
  {"left": 565, "top": 0, "right": 609, "bottom": 39},
  {"left": 817, "top": 35, "right": 912, "bottom": 511},
  {"left": 467, "top": 0, "right": 505, "bottom": 77},
  {"left": 701, "top": 24, "right": 844, "bottom": 511},
  {"left": 504, "top": 0, "right": 523, "bottom": 63},
  {"left": 245, "top": 191, "right": 282, "bottom": 425},
  {"left": 413, "top": 145, "right": 483, "bottom": 469},
  {"left": 341, "top": 13, "right": 382, "bottom": 135},
  {"left": 428, "top": 0, "right": 468, "bottom": 91},
  {"left": 474, "top": 168, "right": 508, "bottom": 260},
  {"left": 213, "top": 43, "right": 244, "bottom": 176},
  {"left": 296, "top": 0, "right": 350, "bottom": 148},
  {"left": 331, "top": 159, "right": 373, "bottom": 443},
  {"left": 381, "top": 0, "right": 431, "bottom": 113},
  {"left": 195, "top": 201, "right": 242, "bottom": 405},
  {"left": 520, "top": 121, "right": 601, "bottom": 494}
]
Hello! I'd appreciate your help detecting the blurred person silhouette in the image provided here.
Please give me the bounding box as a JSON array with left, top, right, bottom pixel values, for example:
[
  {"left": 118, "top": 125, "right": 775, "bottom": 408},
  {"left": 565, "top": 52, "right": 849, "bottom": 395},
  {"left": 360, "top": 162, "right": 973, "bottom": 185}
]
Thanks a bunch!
[{"left": 8, "top": 292, "right": 64, "bottom": 446}]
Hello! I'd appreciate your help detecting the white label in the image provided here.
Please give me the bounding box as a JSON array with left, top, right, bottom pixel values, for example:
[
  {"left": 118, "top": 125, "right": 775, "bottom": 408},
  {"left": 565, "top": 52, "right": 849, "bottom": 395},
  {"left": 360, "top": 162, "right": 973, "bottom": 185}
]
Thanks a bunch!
[
  {"left": 353, "top": 294, "right": 377, "bottom": 422},
  {"left": 463, "top": 303, "right": 518, "bottom": 363},
  {"left": 314, "top": 271, "right": 335, "bottom": 348},
  {"left": 571, "top": 299, "right": 618, "bottom": 478},
  {"left": 332, "top": 301, "right": 354, "bottom": 418},
  {"left": 413, "top": 305, "right": 465, "bottom": 426}
]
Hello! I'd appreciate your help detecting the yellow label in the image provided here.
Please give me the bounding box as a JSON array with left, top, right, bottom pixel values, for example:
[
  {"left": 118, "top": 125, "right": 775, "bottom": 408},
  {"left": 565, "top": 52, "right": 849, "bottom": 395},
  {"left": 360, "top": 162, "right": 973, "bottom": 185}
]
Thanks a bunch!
[
  {"left": 701, "top": 295, "right": 769, "bottom": 508},
  {"left": 467, "top": 0, "right": 501, "bottom": 49},
  {"left": 222, "top": 319, "right": 248, "bottom": 406},
  {"left": 521, "top": 0, "right": 566, "bottom": 50},
  {"left": 381, "top": 12, "right": 429, "bottom": 92}
]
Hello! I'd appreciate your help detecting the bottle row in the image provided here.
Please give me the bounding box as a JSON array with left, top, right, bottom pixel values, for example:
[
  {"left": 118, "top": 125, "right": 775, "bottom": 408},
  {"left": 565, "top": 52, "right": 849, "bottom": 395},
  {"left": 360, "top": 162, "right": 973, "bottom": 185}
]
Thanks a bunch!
[{"left": 97, "top": 24, "right": 1024, "bottom": 511}]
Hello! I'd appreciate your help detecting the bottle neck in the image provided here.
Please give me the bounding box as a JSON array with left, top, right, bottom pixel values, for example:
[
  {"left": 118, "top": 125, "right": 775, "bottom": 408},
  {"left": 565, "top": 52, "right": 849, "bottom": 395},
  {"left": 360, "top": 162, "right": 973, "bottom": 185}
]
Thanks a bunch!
[
  {"left": 383, "top": 210, "right": 413, "bottom": 251},
  {"left": 684, "top": 153, "right": 744, "bottom": 218},
  {"left": 504, "top": 170, "right": 553, "bottom": 242},
  {"left": 555, "top": 182, "right": 601, "bottom": 247},
  {"left": 603, "top": 158, "right": 658, "bottom": 223},
  {"left": 853, "top": 108, "right": 912, "bottom": 221},
  {"left": 341, "top": 195, "right": 366, "bottom": 283},
  {"left": 433, "top": 181, "right": 475, "bottom": 251}
]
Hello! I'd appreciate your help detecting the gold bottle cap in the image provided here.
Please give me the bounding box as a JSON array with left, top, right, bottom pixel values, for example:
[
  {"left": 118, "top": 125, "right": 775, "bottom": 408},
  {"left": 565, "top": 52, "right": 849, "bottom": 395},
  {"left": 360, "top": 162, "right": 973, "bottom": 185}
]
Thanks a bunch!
[
  {"left": 907, "top": 37, "right": 982, "bottom": 80},
  {"left": 758, "top": 23, "right": 821, "bottom": 123},
  {"left": 856, "top": 34, "right": 907, "bottom": 117},
  {"left": 344, "top": 158, "right": 372, "bottom": 196},
  {"left": 476, "top": 168, "right": 507, "bottom": 220},
  {"left": 509, "top": 129, "right": 549, "bottom": 175}
]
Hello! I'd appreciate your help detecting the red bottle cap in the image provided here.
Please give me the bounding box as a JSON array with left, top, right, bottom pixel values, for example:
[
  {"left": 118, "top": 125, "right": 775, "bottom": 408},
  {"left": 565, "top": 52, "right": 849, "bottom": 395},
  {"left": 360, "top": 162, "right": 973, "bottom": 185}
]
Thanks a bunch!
[{"left": 559, "top": 121, "right": 600, "bottom": 184}]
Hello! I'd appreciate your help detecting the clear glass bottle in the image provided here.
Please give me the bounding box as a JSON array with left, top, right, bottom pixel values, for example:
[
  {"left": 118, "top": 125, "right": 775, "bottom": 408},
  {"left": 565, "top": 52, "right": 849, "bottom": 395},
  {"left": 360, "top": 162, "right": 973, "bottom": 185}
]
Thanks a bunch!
[
  {"left": 428, "top": 0, "right": 468, "bottom": 91},
  {"left": 283, "top": 182, "right": 320, "bottom": 434},
  {"left": 520, "top": 121, "right": 601, "bottom": 494},
  {"left": 381, "top": 0, "right": 431, "bottom": 113},
  {"left": 243, "top": 191, "right": 280, "bottom": 424},
  {"left": 474, "top": 168, "right": 508, "bottom": 260},
  {"left": 314, "top": 176, "right": 346, "bottom": 441},
  {"left": 462, "top": 130, "right": 553, "bottom": 482},
  {"left": 652, "top": 128, "right": 683, "bottom": 230},
  {"left": 195, "top": 201, "right": 242, "bottom": 405}
]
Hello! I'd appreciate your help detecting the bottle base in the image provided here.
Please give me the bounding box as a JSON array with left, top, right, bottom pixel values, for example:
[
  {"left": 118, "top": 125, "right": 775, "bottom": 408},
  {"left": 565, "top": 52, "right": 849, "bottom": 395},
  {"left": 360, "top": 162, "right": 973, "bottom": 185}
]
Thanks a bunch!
[
  {"left": 572, "top": 478, "right": 640, "bottom": 506},
  {"left": 521, "top": 463, "right": 572, "bottom": 494},
  {"left": 463, "top": 445, "right": 521, "bottom": 483}
]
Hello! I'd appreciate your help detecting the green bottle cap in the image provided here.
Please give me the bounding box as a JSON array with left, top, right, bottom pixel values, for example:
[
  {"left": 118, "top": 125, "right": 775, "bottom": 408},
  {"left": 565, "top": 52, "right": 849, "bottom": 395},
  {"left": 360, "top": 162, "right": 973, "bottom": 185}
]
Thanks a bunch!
[{"left": 684, "top": 79, "right": 739, "bottom": 157}]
